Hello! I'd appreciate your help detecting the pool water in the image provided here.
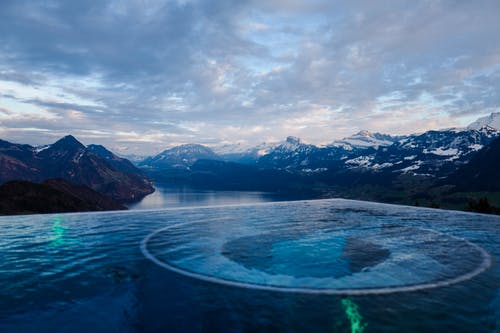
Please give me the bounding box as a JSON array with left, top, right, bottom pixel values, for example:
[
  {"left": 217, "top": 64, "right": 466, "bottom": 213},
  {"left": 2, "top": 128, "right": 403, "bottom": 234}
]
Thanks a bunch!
[
  {"left": 144, "top": 222, "right": 490, "bottom": 294},
  {"left": 0, "top": 199, "right": 499, "bottom": 332},
  {"left": 223, "top": 232, "right": 358, "bottom": 279}
]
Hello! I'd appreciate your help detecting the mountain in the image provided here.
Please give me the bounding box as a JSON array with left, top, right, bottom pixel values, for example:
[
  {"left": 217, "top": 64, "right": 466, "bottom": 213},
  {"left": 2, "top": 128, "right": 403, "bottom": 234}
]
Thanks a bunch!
[
  {"left": 0, "top": 139, "right": 38, "bottom": 181},
  {"left": 349, "top": 127, "right": 499, "bottom": 177},
  {"left": 87, "top": 144, "right": 144, "bottom": 175},
  {"left": 445, "top": 135, "right": 500, "bottom": 191},
  {"left": 0, "top": 179, "right": 126, "bottom": 215},
  {"left": 332, "top": 131, "right": 402, "bottom": 149},
  {"left": 140, "top": 144, "right": 220, "bottom": 169},
  {"left": 140, "top": 125, "right": 499, "bottom": 189},
  {"left": 127, "top": 112, "right": 500, "bottom": 214},
  {"left": 254, "top": 135, "right": 372, "bottom": 174},
  {"left": 257, "top": 136, "right": 325, "bottom": 170},
  {"left": 466, "top": 112, "right": 500, "bottom": 130},
  {"left": 139, "top": 114, "right": 500, "bottom": 178},
  {"left": 131, "top": 113, "right": 500, "bottom": 213},
  {"left": 211, "top": 142, "right": 251, "bottom": 155},
  {"left": 214, "top": 142, "right": 278, "bottom": 164},
  {"left": 0, "top": 136, "right": 154, "bottom": 202},
  {"left": 252, "top": 127, "right": 499, "bottom": 179}
]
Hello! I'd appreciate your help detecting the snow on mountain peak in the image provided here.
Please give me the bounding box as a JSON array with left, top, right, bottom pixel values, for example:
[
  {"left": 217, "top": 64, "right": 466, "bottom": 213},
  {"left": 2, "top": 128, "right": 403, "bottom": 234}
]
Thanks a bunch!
[
  {"left": 332, "top": 131, "right": 397, "bottom": 149},
  {"left": 140, "top": 143, "right": 219, "bottom": 169},
  {"left": 466, "top": 112, "right": 500, "bottom": 131},
  {"left": 156, "top": 144, "right": 218, "bottom": 161},
  {"left": 212, "top": 141, "right": 279, "bottom": 157},
  {"left": 281, "top": 136, "right": 305, "bottom": 151},
  {"left": 356, "top": 130, "right": 372, "bottom": 137}
]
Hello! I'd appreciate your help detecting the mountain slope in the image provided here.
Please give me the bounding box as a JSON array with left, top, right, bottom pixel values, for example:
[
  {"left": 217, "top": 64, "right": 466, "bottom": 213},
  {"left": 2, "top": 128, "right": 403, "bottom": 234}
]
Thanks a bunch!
[
  {"left": 359, "top": 127, "right": 499, "bottom": 176},
  {"left": 189, "top": 159, "right": 313, "bottom": 192},
  {"left": 0, "top": 179, "right": 126, "bottom": 215},
  {"left": 0, "top": 136, "right": 154, "bottom": 202},
  {"left": 445, "top": 135, "right": 500, "bottom": 191},
  {"left": 257, "top": 136, "right": 326, "bottom": 170},
  {"left": 252, "top": 127, "right": 499, "bottom": 180},
  {"left": 215, "top": 142, "right": 278, "bottom": 164},
  {"left": 140, "top": 144, "right": 220, "bottom": 169},
  {"left": 87, "top": 144, "right": 145, "bottom": 175},
  {"left": 332, "top": 131, "right": 401, "bottom": 149},
  {"left": 466, "top": 112, "right": 500, "bottom": 130}
]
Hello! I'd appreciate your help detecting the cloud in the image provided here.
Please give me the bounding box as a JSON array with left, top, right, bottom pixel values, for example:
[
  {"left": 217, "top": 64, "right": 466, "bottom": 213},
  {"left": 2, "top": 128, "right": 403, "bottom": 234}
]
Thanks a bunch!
[{"left": 0, "top": 0, "right": 499, "bottom": 154}]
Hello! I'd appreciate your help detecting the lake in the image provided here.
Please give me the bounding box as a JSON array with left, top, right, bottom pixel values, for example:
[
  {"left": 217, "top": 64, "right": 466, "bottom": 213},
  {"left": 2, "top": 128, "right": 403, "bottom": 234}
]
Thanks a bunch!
[
  {"left": 127, "top": 184, "right": 305, "bottom": 210},
  {"left": 0, "top": 199, "right": 499, "bottom": 332}
]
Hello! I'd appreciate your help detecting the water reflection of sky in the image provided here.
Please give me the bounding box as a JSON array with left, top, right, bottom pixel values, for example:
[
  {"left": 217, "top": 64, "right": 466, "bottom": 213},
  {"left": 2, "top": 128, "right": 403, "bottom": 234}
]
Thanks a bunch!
[{"left": 127, "top": 185, "right": 294, "bottom": 210}]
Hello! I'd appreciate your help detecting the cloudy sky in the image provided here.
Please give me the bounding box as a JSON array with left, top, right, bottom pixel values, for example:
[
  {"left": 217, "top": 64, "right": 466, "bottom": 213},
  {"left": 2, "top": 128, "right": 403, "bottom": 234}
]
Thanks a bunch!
[{"left": 0, "top": 0, "right": 499, "bottom": 155}]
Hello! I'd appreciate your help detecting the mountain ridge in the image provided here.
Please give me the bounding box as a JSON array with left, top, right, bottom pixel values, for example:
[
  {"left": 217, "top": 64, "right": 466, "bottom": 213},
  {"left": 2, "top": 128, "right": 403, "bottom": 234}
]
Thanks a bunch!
[
  {"left": 134, "top": 113, "right": 500, "bottom": 214},
  {"left": 466, "top": 112, "right": 500, "bottom": 131},
  {"left": 139, "top": 143, "right": 220, "bottom": 169},
  {"left": 0, "top": 136, "right": 154, "bottom": 202}
]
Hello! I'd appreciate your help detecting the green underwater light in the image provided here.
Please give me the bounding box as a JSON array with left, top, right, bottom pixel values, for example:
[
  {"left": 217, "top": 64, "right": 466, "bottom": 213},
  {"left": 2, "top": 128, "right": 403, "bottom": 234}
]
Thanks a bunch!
[
  {"left": 342, "top": 298, "right": 367, "bottom": 333},
  {"left": 50, "top": 216, "right": 65, "bottom": 247}
]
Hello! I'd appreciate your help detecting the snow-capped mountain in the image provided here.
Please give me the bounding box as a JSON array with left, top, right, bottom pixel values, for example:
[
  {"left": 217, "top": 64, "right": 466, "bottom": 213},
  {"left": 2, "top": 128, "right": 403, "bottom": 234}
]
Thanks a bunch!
[
  {"left": 347, "top": 127, "right": 500, "bottom": 176},
  {"left": 140, "top": 144, "right": 220, "bottom": 169},
  {"left": 213, "top": 141, "right": 279, "bottom": 164},
  {"left": 278, "top": 136, "right": 309, "bottom": 152},
  {"left": 253, "top": 127, "right": 499, "bottom": 178},
  {"left": 257, "top": 136, "right": 323, "bottom": 170},
  {"left": 466, "top": 112, "right": 500, "bottom": 130},
  {"left": 332, "top": 131, "right": 402, "bottom": 150},
  {"left": 139, "top": 112, "right": 500, "bottom": 179},
  {"left": 253, "top": 141, "right": 280, "bottom": 156},
  {"left": 212, "top": 143, "right": 249, "bottom": 155},
  {"left": 256, "top": 136, "right": 371, "bottom": 173}
]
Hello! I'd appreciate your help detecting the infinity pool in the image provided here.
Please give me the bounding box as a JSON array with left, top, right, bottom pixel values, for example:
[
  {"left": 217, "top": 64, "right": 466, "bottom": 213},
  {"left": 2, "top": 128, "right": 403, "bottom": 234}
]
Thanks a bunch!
[{"left": 0, "top": 199, "right": 499, "bottom": 332}]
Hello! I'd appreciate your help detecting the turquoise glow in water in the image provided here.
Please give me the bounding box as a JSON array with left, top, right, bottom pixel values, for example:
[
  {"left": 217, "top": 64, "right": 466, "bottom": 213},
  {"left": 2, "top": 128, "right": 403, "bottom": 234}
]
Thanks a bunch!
[
  {"left": 49, "top": 216, "right": 65, "bottom": 247},
  {"left": 342, "top": 298, "right": 367, "bottom": 333}
]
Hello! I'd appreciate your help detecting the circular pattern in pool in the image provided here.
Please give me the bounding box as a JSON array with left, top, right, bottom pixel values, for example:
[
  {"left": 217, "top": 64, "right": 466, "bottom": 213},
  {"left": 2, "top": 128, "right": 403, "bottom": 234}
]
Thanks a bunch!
[{"left": 141, "top": 213, "right": 491, "bottom": 295}]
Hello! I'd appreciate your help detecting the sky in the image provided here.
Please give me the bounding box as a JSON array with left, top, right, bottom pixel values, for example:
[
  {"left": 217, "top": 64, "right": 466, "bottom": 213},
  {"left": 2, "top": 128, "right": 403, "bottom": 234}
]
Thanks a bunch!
[{"left": 0, "top": 0, "right": 499, "bottom": 155}]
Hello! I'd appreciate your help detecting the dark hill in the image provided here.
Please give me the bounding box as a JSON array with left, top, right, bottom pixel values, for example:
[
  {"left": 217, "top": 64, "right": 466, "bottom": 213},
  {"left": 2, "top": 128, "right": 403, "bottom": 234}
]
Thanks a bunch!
[
  {"left": 445, "top": 136, "right": 500, "bottom": 191},
  {"left": 189, "top": 159, "right": 314, "bottom": 193},
  {"left": 0, "top": 179, "right": 126, "bottom": 215}
]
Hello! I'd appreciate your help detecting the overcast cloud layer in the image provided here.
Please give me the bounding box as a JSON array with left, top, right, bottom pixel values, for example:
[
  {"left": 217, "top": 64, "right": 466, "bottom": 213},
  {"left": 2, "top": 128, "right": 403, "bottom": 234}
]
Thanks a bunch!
[{"left": 1, "top": 0, "right": 499, "bottom": 154}]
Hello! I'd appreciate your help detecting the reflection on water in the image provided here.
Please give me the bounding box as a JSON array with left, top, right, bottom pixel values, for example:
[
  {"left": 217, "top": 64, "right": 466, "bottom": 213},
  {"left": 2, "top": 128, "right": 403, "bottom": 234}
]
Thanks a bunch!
[{"left": 128, "top": 184, "right": 296, "bottom": 210}]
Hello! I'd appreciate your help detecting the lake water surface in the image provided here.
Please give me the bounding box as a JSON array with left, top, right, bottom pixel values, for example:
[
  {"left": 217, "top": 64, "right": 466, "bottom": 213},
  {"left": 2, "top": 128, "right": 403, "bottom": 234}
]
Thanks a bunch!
[{"left": 127, "top": 185, "right": 299, "bottom": 210}]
